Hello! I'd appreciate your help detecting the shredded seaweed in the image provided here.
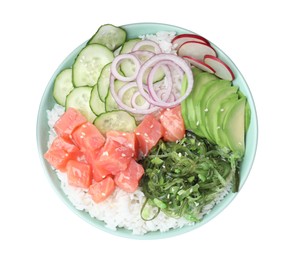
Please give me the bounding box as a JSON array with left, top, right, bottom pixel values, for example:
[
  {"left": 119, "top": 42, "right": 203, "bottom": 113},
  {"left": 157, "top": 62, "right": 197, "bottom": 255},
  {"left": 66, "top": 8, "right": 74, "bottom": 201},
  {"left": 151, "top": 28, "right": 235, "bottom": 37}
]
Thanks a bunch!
[{"left": 139, "top": 131, "right": 241, "bottom": 222}]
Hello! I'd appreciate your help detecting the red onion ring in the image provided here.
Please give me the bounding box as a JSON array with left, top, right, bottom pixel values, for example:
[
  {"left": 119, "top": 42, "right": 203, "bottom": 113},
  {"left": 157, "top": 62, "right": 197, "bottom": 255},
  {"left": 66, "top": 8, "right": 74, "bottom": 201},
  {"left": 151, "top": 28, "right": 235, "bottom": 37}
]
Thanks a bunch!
[
  {"left": 147, "top": 63, "right": 172, "bottom": 103},
  {"left": 109, "top": 75, "right": 160, "bottom": 114},
  {"left": 117, "top": 81, "right": 137, "bottom": 100},
  {"left": 131, "top": 91, "right": 150, "bottom": 110},
  {"left": 130, "top": 50, "right": 155, "bottom": 63},
  {"left": 136, "top": 54, "right": 193, "bottom": 108},
  {"left": 132, "top": 40, "right": 162, "bottom": 54},
  {"left": 111, "top": 54, "right": 141, "bottom": 81}
]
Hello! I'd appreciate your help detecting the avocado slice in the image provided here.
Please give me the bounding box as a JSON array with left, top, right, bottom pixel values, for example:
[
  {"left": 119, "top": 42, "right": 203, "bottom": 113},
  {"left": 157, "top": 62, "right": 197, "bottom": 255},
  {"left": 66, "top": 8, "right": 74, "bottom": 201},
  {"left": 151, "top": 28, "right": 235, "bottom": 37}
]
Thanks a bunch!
[
  {"left": 181, "top": 68, "right": 201, "bottom": 131},
  {"left": 198, "top": 80, "right": 232, "bottom": 142},
  {"left": 205, "top": 85, "right": 239, "bottom": 142},
  {"left": 182, "top": 69, "right": 216, "bottom": 136},
  {"left": 187, "top": 72, "right": 217, "bottom": 136},
  {"left": 222, "top": 97, "right": 246, "bottom": 156},
  {"left": 244, "top": 101, "right": 251, "bottom": 132},
  {"left": 181, "top": 75, "right": 190, "bottom": 128},
  {"left": 214, "top": 94, "right": 239, "bottom": 148}
]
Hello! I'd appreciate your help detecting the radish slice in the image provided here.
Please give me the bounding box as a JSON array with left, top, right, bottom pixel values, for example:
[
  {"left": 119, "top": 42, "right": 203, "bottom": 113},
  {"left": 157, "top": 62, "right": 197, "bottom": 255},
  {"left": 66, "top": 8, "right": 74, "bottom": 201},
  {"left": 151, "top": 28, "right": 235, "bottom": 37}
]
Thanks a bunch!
[
  {"left": 183, "top": 56, "right": 215, "bottom": 73},
  {"left": 178, "top": 41, "right": 217, "bottom": 60},
  {"left": 203, "top": 55, "right": 235, "bottom": 81},
  {"left": 172, "top": 34, "right": 210, "bottom": 49}
]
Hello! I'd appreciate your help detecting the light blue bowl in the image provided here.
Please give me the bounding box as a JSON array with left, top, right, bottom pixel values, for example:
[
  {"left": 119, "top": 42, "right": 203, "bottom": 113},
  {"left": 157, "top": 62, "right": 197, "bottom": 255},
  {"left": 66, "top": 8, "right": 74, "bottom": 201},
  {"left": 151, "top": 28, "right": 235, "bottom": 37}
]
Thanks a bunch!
[{"left": 36, "top": 22, "right": 258, "bottom": 239}]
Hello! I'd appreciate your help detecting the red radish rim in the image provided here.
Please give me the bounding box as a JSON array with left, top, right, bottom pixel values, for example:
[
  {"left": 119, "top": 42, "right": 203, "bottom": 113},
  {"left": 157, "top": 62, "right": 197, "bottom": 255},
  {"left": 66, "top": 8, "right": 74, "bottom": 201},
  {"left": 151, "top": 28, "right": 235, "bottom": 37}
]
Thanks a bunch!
[
  {"left": 177, "top": 41, "right": 217, "bottom": 59},
  {"left": 172, "top": 33, "right": 210, "bottom": 45},
  {"left": 183, "top": 56, "right": 215, "bottom": 73},
  {"left": 204, "top": 54, "right": 235, "bottom": 80}
]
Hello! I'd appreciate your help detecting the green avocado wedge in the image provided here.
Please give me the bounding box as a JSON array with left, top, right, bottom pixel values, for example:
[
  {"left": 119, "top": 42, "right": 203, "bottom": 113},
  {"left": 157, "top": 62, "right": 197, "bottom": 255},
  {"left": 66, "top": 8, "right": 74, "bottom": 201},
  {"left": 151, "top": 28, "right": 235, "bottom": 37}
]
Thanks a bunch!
[
  {"left": 205, "top": 85, "right": 238, "bottom": 141},
  {"left": 198, "top": 80, "right": 232, "bottom": 142},
  {"left": 182, "top": 70, "right": 217, "bottom": 136},
  {"left": 214, "top": 95, "right": 238, "bottom": 148},
  {"left": 181, "top": 70, "right": 249, "bottom": 157},
  {"left": 222, "top": 97, "right": 246, "bottom": 156}
]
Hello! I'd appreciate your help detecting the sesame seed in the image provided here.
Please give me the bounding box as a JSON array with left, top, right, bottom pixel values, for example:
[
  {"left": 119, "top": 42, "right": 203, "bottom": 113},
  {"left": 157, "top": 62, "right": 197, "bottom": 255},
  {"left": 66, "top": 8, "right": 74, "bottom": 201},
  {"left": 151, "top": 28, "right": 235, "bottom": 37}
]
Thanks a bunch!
[
  {"left": 121, "top": 153, "right": 126, "bottom": 157},
  {"left": 102, "top": 151, "right": 109, "bottom": 156},
  {"left": 135, "top": 132, "right": 140, "bottom": 136},
  {"left": 196, "top": 121, "right": 200, "bottom": 126},
  {"left": 204, "top": 108, "right": 208, "bottom": 112},
  {"left": 220, "top": 108, "right": 224, "bottom": 112}
]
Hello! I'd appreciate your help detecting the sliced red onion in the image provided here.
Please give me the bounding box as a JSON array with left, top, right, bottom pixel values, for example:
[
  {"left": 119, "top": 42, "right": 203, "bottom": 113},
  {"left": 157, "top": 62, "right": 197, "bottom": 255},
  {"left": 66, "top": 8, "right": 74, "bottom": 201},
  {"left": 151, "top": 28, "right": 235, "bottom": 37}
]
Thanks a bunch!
[
  {"left": 109, "top": 75, "right": 160, "bottom": 114},
  {"left": 117, "top": 81, "right": 137, "bottom": 100},
  {"left": 132, "top": 40, "right": 162, "bottom": 54},
  {"left": 147, "top": 63, "right": 172, "bottom": 103},
  {"left": 111, "top": 54, "right": 141, "bottom": 81},
  {"left": 130, "top": 50, "right": 155, "bottom": 63},
  {"left": 131, "top": 91, "right": 150, "bottom": 110},
  {"left": 136, "top": 54, "right": 193, "bottom": 108}
]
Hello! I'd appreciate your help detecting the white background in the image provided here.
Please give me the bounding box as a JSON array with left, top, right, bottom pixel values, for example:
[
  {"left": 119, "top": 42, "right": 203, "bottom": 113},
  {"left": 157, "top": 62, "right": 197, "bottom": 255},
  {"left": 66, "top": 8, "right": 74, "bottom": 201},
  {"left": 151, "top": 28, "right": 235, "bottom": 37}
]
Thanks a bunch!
[{"left": 1, "top": 0, "right": 294, "bottom": 259}]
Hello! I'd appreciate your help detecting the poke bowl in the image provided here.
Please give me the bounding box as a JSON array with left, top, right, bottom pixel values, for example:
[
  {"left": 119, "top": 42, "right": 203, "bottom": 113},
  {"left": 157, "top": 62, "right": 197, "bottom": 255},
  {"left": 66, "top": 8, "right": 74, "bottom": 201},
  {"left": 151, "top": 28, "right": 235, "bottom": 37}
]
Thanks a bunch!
[{"left": 36, "top": 22, "right": 258, "bottom": 239}]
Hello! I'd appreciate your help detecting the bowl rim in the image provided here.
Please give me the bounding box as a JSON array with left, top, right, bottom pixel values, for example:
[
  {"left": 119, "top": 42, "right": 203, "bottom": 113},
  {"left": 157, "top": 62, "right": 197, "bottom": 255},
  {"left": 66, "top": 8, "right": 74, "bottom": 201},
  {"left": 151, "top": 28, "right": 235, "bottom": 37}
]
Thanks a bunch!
[{"left": 36, "top": 22, "right": 258, "bottom": 240}]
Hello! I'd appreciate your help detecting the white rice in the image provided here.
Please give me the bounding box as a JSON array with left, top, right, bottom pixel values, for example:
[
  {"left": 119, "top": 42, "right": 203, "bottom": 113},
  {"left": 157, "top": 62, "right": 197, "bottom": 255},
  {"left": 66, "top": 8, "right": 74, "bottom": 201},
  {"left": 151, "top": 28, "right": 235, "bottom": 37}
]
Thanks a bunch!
[
  {"left": 47, "top": 103, "right": 231, "bottom": 235},
  {"left": 139, "top": 31, "right": 177, "bottom": 53},
  {"left": 45, "top": 32, "right": 232, "bottom": 235}
]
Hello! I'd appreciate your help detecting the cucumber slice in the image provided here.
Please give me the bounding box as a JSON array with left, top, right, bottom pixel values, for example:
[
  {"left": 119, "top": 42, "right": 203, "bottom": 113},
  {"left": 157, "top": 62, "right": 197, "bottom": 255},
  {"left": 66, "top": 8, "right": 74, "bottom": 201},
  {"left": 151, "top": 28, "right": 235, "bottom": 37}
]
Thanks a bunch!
[
  {"left": 53, "top": 69, "right": 74, "bottom": 106},
  {"left": 105, "top": 80, "right": 125, "bottom": 111},
  {"left": 119, "top": 38, "right": 141, "bottom": 78},
  {"left": 97, "top": 63, "right": 111, "bottom": 102},
  {"left": 120, "top": 38, "right": 141, "bottom": 54},
  {"left": 94, "top": 110, "right": 136, "bottom": 135},
  {"left": 90, "top": 82, "right": 106, "bottom": 116},
  {"left": 88, "top": 24, "right": 127, "bottom": 51},
  {"left": 66, "top": 87, "right": 96, "bottom": 122},
  {"left": 72, "top": 44, "right": 114, "bottom": 87},
  {"left": 119, "top": 38, "right": 164, "bottom": 83}
]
